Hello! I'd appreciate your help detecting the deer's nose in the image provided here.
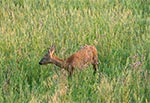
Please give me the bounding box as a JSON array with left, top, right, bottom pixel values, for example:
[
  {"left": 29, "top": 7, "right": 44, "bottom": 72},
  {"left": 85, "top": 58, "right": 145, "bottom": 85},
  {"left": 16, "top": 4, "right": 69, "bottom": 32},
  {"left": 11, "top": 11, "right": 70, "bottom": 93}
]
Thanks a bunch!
[{"left": 39, "top": 62, "right": 42, "bottom": 65}]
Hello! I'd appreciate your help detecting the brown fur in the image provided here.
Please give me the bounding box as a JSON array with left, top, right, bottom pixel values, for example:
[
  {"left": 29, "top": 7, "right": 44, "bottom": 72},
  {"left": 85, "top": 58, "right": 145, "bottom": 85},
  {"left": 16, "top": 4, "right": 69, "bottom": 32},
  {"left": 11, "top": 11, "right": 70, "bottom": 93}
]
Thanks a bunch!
[{"left": 39, "top": 45, "right": 98, "bottom": 77}]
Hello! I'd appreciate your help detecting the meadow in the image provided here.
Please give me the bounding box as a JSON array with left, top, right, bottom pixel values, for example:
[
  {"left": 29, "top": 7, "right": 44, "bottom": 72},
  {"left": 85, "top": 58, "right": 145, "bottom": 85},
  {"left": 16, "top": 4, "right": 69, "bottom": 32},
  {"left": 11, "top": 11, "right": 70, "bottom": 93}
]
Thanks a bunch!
[{"left": 0, "top": 0, "right": 150, "bottom": 102}]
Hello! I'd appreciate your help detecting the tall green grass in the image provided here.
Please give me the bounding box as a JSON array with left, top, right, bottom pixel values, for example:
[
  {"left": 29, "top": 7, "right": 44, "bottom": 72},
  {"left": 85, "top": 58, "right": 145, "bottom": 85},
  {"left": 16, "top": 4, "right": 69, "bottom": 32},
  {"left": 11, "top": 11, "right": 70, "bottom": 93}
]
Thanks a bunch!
[{"left": 0, "top": 0, "right": 150, "bottom": 102}]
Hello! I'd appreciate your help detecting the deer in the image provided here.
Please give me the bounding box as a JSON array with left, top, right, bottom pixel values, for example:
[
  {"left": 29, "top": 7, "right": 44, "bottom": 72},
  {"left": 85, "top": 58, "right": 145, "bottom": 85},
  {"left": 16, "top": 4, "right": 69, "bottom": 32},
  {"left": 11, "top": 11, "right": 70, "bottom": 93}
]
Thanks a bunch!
[{"left": 39, "top": 45, "right": 98, "bottom": 77}]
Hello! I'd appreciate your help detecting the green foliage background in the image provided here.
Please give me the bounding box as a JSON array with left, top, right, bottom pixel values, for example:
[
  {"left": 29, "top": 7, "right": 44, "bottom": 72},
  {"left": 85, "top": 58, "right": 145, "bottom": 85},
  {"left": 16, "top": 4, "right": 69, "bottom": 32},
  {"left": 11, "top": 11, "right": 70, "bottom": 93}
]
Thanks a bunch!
[{"left": 0, "top": 0, "right": 150, "bottom": 102}]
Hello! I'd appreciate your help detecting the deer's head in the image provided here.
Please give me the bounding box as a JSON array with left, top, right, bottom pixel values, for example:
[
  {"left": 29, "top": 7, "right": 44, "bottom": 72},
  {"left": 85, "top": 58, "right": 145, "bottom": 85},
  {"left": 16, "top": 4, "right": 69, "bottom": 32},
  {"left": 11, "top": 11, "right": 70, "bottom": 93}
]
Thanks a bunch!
[{"left": 39, "top": 45, "right": 55, "bottom": 65}]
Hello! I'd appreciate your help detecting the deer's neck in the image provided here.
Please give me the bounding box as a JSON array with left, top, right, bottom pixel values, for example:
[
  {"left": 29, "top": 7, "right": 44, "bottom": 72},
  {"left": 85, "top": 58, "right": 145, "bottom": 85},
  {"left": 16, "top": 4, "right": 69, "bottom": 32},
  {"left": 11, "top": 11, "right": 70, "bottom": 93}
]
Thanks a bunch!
[{"left": 51, "top": 55, "right": 64, "bottom": 68}]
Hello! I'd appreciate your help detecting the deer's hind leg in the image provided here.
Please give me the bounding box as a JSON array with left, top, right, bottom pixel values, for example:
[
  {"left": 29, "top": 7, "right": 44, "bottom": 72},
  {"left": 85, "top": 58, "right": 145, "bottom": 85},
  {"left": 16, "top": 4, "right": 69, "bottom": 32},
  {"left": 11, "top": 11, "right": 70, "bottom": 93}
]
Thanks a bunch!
[
  {"left": 92, "top": 56, "right": 98, "bottom": 75},
  {"left": 92, "top": 64, "right": 98, "bottom": 75}
]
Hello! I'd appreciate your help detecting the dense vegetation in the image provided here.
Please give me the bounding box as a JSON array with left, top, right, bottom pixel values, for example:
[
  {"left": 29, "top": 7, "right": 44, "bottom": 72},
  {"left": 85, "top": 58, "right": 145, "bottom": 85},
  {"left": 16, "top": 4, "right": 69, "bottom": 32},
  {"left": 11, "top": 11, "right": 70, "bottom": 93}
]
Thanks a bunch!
[{"left": 0, "top": 0, "right": 149, "bottom": 102}]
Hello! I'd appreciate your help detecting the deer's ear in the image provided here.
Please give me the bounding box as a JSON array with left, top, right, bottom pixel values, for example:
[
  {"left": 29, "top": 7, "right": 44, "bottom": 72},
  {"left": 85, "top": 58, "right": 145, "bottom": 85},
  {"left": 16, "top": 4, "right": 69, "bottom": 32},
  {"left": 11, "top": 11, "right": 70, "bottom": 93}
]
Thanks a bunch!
[{"left": 49, "top": 45, "right": 55, "bottom": 56}]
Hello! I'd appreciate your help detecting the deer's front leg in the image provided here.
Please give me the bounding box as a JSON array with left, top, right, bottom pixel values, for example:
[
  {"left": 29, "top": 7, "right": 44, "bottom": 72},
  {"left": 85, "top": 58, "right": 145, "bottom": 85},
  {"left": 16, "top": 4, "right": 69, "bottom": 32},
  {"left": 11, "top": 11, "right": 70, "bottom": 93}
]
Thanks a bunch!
[{"left": 67, "top": 65, "right": 74, "bottom": 77}]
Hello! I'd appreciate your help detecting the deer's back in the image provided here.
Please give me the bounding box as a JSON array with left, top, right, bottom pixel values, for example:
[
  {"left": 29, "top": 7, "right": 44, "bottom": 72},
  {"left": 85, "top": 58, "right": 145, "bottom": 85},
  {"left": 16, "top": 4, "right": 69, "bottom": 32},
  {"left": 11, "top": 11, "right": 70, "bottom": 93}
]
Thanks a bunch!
[{"left": 65, "top": 45, "right": 98, "bottom": 69}]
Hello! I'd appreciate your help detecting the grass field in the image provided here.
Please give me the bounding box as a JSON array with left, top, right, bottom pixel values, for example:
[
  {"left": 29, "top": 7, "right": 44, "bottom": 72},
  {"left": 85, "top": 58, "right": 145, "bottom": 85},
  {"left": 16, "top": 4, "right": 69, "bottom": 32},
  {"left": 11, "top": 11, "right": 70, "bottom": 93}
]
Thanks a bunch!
[{"left": 0, "top": 0, "right": 150, "bottom": 102}]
